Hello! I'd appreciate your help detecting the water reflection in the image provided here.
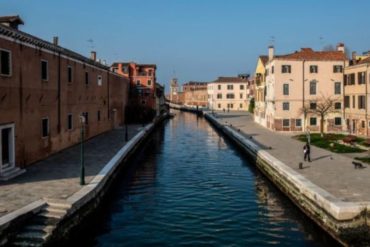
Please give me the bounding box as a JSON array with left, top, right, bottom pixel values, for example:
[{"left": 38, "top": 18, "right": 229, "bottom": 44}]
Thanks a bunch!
[{"left": 68, "top": 111, "right": 337, "bottom": 247}]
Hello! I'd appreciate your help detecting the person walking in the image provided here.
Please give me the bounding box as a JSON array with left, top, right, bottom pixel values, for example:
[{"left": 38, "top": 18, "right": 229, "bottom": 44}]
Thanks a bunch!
[{"left": 303, "top": 142, "right": 311, "bottom": 162}]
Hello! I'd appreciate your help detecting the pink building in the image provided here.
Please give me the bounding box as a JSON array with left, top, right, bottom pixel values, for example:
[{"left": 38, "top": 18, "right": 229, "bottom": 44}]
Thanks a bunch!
[{"left": 264, "top": 44, "right": 347, "bottom": 132}]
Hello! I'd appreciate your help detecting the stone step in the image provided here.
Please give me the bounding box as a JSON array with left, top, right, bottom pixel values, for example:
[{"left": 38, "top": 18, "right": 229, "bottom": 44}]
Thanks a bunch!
[
  {"left": 24, "top": 224, "right": 55, "bottom": 234},
  {"left": 45, "top": 207, "right": 67, "bottom": 215},
  {"left": 39, "top": 210, "right": 65, "bottom": 219},
  {"left": 15, "top": 231, "right": 47, "bottom": 242},
  {"left": 45, "top": 200, "right": 72, "bottom": 210},
  {"left": 0, "top": 167, "right": 26, "bottom": 181},
  {"left": 12, "top": 241, "right": 43, "bottom": 247}
]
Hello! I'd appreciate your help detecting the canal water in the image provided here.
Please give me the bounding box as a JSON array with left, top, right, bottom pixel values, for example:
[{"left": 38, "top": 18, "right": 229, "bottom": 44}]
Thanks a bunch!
[{"left": 72, "top": 111, "right": 337, "bottom": 246}]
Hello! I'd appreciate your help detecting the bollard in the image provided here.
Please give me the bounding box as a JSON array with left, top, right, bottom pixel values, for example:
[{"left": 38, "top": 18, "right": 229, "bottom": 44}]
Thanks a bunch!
[{"left": 299, "top": 162, "right": 303, "bottom": 169}]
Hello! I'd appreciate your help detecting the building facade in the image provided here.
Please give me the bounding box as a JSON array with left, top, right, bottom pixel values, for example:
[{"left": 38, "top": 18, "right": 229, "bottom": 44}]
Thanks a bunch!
[
  {"left": 264, "top": 44, "right": 347, "bottom": 132},
  {"left": 344, "top": 56, "right": 370, "bottom": 136},
  {"left": 112, "top": 62, "right": 157, "bottom": 110},
  {"left": 254, "top": 56, "right": 268, "bottom": 126},
  {"left": 0, "top": 17, "right": 129, "bottom": 178},
  {"left": 207, "top": 76, "right": 249, "bottom": 111},
  {"left": 183, "top": 81, "right": 208, "bottom": 107}
]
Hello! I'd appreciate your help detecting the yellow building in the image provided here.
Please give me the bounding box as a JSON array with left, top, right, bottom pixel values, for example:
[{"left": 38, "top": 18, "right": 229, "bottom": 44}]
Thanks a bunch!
[{"left": 254, "top": 55, "right": 268, "bottom": 125}]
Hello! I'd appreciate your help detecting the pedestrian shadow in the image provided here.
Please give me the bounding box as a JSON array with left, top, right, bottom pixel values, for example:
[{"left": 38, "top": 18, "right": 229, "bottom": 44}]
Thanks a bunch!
[{"left": 311, "top": 155, "right": 332, "bottom": 162}]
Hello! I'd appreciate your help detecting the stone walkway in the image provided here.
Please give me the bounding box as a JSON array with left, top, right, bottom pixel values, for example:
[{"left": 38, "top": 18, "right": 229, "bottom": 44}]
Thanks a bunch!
[
  {"left": 0, "top": 125, "right": 142, "bottom": 217},
  {"left": 213, "top": 111, "right": 370, "bottom": 202}
]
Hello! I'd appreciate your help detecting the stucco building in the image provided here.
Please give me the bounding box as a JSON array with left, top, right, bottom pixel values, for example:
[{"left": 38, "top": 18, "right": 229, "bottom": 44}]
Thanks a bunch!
[
  {"left": 343, "top": 55, "right": 370, "bottom": 136},
  {"left": 0, "top": 16, "right": 129, "bottom": 179},
  {"left": 264, "top": 44, "right": 347, "bottom": 132},
  {"left": 183, "top": 81, "right": 208, "bottom": 107},
  {"left": 111, "top": 62, "right": 157, "bottom": 110},
  {"left": 207, "top": 76, "right": 249, "bottom": 111},
  {"left": 254, "top": 56, "right": 268, "bottom": 125}
]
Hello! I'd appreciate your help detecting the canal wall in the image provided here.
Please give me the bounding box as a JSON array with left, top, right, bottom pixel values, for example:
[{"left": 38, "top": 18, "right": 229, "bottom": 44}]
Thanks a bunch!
[
  {"left": 0, "top": 114, "right": 169, "bottom": 246},
  {"left": 169, "top": 103, "right": 204, "bottom": 115},
  {"left": 204, "top": 112, "right": 370, "bottom": 246}
]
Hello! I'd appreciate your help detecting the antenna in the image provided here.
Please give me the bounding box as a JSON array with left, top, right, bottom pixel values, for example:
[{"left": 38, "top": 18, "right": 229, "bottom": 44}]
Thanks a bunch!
[
  {"left": 270, "top": 35, "right": 275, "bottom": 46},
  {"left": 87, "top": 38, "right": 95, "bottom": 50}
]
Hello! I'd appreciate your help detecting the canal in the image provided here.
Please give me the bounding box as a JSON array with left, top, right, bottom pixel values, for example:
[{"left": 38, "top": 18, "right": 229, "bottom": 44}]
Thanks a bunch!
[{"left": 71, "top": 111, "right": 337, "bottom": 246}]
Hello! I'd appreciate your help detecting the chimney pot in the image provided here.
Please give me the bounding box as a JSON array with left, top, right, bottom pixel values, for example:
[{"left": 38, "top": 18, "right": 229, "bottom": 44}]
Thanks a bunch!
[
  {"left": 53, "top": 36, "right": 59, "bottom": 46},
  {"left": 336, "top": 43, "right": 345, "bottom": 53},
  {"left": 90, "top": 51, "right": 96, "bottom": 61}
]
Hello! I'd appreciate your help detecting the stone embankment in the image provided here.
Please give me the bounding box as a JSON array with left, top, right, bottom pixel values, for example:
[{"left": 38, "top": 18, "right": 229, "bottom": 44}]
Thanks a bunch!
[{"left": 204, "top": 112, "right": 370, "bottom": 247}]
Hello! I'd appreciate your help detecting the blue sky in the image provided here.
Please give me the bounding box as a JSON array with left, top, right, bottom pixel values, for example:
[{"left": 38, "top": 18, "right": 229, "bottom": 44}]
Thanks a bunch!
[{"left": 2, "top": 0, "right": 370, "bottom": 91}]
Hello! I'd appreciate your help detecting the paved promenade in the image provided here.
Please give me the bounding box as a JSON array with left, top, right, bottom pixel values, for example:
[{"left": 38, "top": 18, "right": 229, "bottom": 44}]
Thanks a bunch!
[
  {"left": 213, "top": 111, "right": 370, "bottom": 202},
  {"left": 0, "top": 125, "right": 141, "bottom": 217}
]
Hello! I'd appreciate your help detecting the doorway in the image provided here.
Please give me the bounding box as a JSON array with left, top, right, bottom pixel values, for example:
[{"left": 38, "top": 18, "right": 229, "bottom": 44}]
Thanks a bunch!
[{"left": 0, "top": 124, "right": 15, "bottom": 172}]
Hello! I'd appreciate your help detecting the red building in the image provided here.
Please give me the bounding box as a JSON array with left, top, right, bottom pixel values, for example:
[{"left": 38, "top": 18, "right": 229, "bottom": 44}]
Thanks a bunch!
[
  {"left": 111, "top": 62, "right": 157, "bottom": 110},
  {"left": 0, "top": 16, "right": 129, "bottom": 179}
]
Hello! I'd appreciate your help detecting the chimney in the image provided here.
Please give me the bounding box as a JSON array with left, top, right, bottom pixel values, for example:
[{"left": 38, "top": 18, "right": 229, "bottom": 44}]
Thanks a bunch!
[
  {"left": 337, "top": 43, "right": 345, "bottom": 53},
  {"left": 53, "top": 36, "right": 59, "bottom": 46},
  {"left": 90, "top": 51, "right": 96, "bottom": 61},
  {"left": 0, "top": 15, "right": 24, "bottom": 30},
  {"left": 268, "top": 46, "right": 274, "bottom": 61}
]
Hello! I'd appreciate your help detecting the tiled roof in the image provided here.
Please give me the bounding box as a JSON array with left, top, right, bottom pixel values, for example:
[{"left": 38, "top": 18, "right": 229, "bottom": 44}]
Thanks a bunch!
[
  {"left": 259, "top": 55, "right": 268, "bottom": 65},
  {"left": 0, "top": 15, "right": 24, "bottom": 24},
  {"left": 111, "top": 62, "right": 156, "bottom": 69},
  {"left": 276, "top": 48, "right": 347, "bottom": 61},
  {"left": 213, "top": 77, "right": 249, "bottom": 83},
  {"left": 0, "top": 23, "right": 109, "bottom": 70},
  {"left": 357, "top": 57, "right": 370, "bottom": 65}
]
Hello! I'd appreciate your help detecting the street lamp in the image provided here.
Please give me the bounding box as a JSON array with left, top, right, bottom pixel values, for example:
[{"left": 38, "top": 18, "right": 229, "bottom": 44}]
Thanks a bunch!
[{"left": 79, "top": 115, "right": 86, "bottom": 186}]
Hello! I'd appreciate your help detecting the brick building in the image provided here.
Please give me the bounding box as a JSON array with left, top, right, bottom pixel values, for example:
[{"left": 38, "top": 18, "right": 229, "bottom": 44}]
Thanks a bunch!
[
  {"left": 111, "top": 62, "right": 157, "bottom": 110},
  {"left": 183, "top": 81, "right": 208, "bottom": 107},
  {"left": 0, "top": 16, "right": 129, "bottom": 179}
]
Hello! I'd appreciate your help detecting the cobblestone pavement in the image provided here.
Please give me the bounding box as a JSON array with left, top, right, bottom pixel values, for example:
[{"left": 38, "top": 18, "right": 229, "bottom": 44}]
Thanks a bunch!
[
  {"left": 0, "top": 125, "right": 142, "bottom": 217},
  {"left": 213, "top": 111, "right": 370, "bottom": 202}
]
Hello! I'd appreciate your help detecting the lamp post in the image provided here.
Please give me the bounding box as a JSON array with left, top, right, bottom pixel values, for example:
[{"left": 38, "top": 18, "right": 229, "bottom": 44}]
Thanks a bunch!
[{"left": 79, "top": 115, "right": 86, "bottom": 186}]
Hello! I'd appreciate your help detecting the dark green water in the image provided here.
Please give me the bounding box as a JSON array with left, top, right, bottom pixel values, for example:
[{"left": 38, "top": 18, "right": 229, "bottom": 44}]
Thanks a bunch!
[{"left": 73, "top": 111, "right": 337, "bottom": 246}]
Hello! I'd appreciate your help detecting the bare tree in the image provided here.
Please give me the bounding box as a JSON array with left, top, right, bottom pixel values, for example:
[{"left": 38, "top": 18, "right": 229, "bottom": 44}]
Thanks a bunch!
[{"left": 300, "top": 95, "right": 339, "bottom": 137}]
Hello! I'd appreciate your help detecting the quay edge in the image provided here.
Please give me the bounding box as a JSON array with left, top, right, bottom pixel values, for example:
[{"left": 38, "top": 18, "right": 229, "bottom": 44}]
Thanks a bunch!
[
  {"left": 203, "top": 112, "right": 370, "bottom": 247},
  {"left": 0, "top": 114, "right": 169, "bottom": 246}
]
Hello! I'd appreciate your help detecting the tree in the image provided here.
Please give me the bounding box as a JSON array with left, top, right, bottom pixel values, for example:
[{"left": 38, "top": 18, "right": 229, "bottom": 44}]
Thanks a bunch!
[{"left": 300, "top": 95, "right": 339, "bottom": 137}]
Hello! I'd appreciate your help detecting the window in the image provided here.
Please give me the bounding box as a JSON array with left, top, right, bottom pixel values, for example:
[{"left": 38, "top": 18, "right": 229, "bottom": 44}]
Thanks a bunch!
[
  {"left": 218, "top": 104, "right": 221, "bottom": 109},
  {"left": 240, "top": 93, "right": 243, "bottom": 99},
  {"left": 226, "top": 93, "right": 235, "bottom": 99},
  {"left": 334, "top": 102, "right": 341, "bottom": 109},
  {"left": 309, "top": 80, "right": 317, "bottom": 95},
  {"left": 358, "top": 72, "right": 366, "bottom": 84},
  {"left": 310, "top": 65, "right": 318, "bottom": 73},
  {"left": 358, "top": 95, "right": 366, "bottom": 109},
  {"left": 227, "top": 85, "right": 233, "bottom": 90},
  {"left": 147, "top": 80, "right": 152, "bottom": 86},
  {"left": 97, "top": 75, "right": 102, "bottom": 86},
  {"left": 333, "top": 65, "right": 343, "bottom": 73},
  {"left": 229, "top": 103, "right": 233, "bottom": 109},
  {"left": 310, "top": 117, "right": 317, "bottom": 126},
  {"left": 97, "top": 111, "right": 101, "bottom": 121},
  {"left": 282, "top": 65, "right": 291, "bottom": 73},
  {"left": 217, "top": 93, "right": 222, "bottom": 99},
  {"left": 283, "top": 83, "right": 289, "bottom": 95},
  {"left": 65, "top": 66, "right": 72, "bottom": 83},
  {"left": 148, "top": 69, "right": 153, "bottom": 76},
  {"left": 85, "top": 72, "right": 89, "bottom": 85},
  {"left": 136, "top": 80, "right": 140, "bottom": 85},
  {"left": 335, "top": 117, "right": 342, "bottom": 126},
  {"left": 240, "top": 85, "right": 244, "bottom": 90},
  {"left": 295, "top": 119, "right": 302, "bottom": 127},
  {"left": 347, "top": 73, "right": 355, "bottom": 85},
  {"left": 240, "top": 103, "right": 243, "bottom": 108},
  {"left": 0, "top": 49, "right": 11, "bottom": 76},
  {"left": 67, "top": 114, "right": 73, "bottom": 130},
  {"left": 310, "top": 102, "right": 317, "bottom": 110},
  {"left": 218, "top": 85, "right": 221, "bottom": 90},
  {"left": 352, "top": 95, "right": 356, "bottom": 108},
  {"left": 271, "top": 66, "right": 274, "bottom": 74},
  {"left": 283, "top": 102, "right": 290, "bottom": 111},
  {"left": 283, "top": 119, "right": 290, "bottom": 127},
  {"left": 334, "top": 82, "right": 341, "bottom": 95},
  {"left": 344, "top": 96, "right": 350, "bottom": 108},
  {"left": 42, "top": 118, "right": 49, "bottom": 137},
  {"left": 41, "top": 60, "right": 48, "bottom": 81},
  {"left": 362, "top": 120, "right": 365, "bottom": 128}
]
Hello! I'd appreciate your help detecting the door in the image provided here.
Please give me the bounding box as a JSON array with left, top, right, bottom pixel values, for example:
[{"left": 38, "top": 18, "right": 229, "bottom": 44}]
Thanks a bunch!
[{"left": 0, "top": 124, "right": 15, "bottom": 171}]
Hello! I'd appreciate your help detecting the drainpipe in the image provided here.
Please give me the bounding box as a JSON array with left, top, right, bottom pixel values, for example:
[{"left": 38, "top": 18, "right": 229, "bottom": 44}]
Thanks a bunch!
[
  {"left": 366, "top": 64, "right": 369, "bottom": 136},
  {"left": 302, "top": 60, "right": 306, "bottom": 131},
  {"left": 57, "top": 52, "right": 61, "bottom": 133}
]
